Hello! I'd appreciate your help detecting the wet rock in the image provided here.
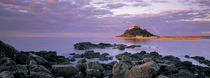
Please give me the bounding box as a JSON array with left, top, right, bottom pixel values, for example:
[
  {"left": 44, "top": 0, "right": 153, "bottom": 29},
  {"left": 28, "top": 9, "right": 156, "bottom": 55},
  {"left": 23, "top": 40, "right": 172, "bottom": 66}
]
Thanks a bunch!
[
  {"left": 29, "top": 53, "right": 51, "bottom": 69},
  {"left": 116, "top": 52, "right": 131, "bottom": 60},
  {"left": 0, "top": 40, "right": 18, "bottom": 59},
  {"left": 163, "top": 55, "right": 181, "bottom": 65},
  {"left": 85, "top": 61, "right": 104, "bottom": 77},
  {"left": 83, "top": 50, "right": 100, "bottom": 59},
  {"left": 30, "top": 65, "right": 54, "bottom": 78},
  {"left": 52, "top": 65, "right": 83, "bottom": 78},
  {"left": 0, "top": 71, "right": 14, "bottom": 78},
  {"left": 0, "top": 57, "right": 16, "bottom": 67},
  {"left": 77, "top": 58, "right": 87, "bottom": 63},
  {"left": 191, "top": 56, "right": 210, "bottom": 66},
  {"left": 70, "top": 57, "right": 76, "bottom": 61},
  {"left": 112, "top": 59, "right": 132, "bottom": 78},
  {"left": 126, "top": 45, "right": 141, "bottom": 48},
  {"left": 74, "top": 42, "right": 98, "bottom": 50},
  {"left": 117, "top": 44, "right": 127, "bottom": 50},
  {"left": 156, "top": 75, "right": 168, "bottom": 78},
  {"left": 69, "top": 53, "right": 76, "bottom": 55},
  {"left": 97, "top": 43, "right": 113, "bottom": 48},
  {"left": 56, "top": 56, "right": 70, "bottom": 64},
  {"left": 99, "top": 53, "right": 113, "bottom": 61},
  {"left": 124, "top": 61, "right": 160, "bottom": 78},
  {"left": 169, "top": 69, "right": 197, "bottom": 78},
  {"left": 103, "top": 70, "right": 112, "bottom": 77},
  {"left": 14, "top": 53, "right": 28, "bottom": 64}
]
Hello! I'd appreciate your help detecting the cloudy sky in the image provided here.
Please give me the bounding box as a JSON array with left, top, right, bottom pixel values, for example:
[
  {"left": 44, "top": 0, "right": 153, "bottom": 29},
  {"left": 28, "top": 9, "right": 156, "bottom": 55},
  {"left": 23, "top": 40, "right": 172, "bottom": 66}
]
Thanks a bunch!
[{"left": 0, "top": 0, "right": 210, "bottom": 38}]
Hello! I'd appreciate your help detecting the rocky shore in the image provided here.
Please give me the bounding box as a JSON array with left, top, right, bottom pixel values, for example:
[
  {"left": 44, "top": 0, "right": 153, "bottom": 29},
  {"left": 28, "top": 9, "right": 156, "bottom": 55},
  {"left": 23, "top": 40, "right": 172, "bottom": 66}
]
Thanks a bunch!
[{"left": 0, "top": 40, "right": 210, "bottom": 78}]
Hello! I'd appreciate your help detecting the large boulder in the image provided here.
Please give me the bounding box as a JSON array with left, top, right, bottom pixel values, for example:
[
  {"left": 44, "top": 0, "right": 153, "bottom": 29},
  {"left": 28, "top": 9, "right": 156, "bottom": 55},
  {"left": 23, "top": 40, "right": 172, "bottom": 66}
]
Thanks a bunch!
[
  {"left": 29, "top": 53, "right": 51, "bottom": 69},
  {"left": 0, "top": 57, "right": 16, "bottom": 67},
  {"left": 85, "top": 61, "right": 104, "bottom": 77},
  {"left": 82, "top": 50, "right": 100, "bottom": 59},
  {"left": 168, "top": 69, "right": 197, "bottom": 78},
  {"left": 124, "top": 61, "right": 160, "bottom": 78},
  {"left": 74, "top": 42, "right": 97, "bottom": 50},
  {"left": 0, "top": 40, "right": 18, "bottom": 59},
  {"left": 0, "top": 65, "right": 54, "bottom": 78},
  {"left": 112, "top": 57, "right": 132, "bottom": 78},
  {"left": 52, "top": 65, "right": 84, "bottom": 78}
]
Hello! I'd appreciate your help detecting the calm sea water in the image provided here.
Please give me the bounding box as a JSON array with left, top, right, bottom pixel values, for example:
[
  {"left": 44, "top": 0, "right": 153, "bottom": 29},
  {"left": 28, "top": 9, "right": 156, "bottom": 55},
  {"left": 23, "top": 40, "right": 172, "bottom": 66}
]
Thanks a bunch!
[{"left": 0, "top": 37, "right": 210, "bottom": 62}]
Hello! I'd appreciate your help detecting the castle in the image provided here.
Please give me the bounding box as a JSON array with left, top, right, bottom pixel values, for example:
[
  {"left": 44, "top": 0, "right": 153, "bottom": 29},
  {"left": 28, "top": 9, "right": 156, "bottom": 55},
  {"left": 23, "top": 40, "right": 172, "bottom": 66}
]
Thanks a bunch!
[{"left": 129, "top": 24, "right": 140, "bottom": 30}]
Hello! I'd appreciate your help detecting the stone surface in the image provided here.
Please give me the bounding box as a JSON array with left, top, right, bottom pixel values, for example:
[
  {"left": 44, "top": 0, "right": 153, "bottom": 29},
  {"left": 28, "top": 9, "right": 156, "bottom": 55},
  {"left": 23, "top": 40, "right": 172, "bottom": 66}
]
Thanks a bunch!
[{"left": 124, "top": 61, "right": 160, "bottom": 78}]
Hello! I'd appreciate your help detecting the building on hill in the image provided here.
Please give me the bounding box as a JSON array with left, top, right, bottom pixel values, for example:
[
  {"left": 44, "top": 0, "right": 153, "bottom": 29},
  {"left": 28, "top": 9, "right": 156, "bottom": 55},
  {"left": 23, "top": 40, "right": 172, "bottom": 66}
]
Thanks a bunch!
[{"left": 129, "top": 24, "right": 140, "bottom": 30}]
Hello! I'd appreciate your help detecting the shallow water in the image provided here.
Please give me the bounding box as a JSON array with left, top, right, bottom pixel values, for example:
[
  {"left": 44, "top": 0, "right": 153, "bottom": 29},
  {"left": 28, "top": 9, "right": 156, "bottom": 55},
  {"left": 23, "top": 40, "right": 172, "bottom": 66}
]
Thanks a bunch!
[{"left": 0, "top": 37, "right": 210, "bottom": 65}]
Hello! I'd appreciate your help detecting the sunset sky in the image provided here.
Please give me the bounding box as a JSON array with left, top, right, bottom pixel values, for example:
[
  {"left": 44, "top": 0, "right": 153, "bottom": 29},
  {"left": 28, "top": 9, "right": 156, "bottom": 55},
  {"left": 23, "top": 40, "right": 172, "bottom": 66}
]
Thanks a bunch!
[{"left": 0, "top": 0, "right": 210, "bottom": 38}]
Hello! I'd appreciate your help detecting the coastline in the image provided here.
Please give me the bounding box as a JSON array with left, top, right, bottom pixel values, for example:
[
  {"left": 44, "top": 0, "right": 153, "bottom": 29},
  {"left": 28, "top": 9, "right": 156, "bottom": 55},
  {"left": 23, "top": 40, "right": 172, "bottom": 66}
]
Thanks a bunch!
[{"left": 112, "top": 36, "right": 210, "bottom": 40}]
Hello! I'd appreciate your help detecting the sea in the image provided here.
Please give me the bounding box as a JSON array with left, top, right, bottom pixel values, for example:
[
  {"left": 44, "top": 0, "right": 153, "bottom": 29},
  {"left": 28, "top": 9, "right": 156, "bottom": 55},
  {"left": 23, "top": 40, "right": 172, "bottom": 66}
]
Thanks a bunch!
[{"left": 0, "top": 37, "right": 210, "bottom": 66}]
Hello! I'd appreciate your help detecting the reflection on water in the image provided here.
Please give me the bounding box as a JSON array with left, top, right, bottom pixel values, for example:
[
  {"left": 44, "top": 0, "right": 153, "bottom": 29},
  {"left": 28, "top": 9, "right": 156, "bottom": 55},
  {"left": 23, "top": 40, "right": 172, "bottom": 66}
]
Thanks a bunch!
[{"left": 123, "top": 39, "right": 148, "bottom": 44}]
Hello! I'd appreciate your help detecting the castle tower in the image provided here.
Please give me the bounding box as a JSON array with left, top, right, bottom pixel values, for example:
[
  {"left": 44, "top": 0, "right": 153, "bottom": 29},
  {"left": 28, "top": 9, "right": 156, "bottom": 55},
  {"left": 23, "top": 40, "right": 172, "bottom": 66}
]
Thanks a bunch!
[{"left": 129, "top": 24, "right": 140, "bottom": 30}]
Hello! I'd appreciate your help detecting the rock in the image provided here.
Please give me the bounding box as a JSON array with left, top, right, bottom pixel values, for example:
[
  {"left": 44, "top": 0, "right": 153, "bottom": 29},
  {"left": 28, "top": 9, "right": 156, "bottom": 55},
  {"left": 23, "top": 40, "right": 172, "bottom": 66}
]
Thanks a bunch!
[
  {"left": 163, "top": 55, "right": 181, "bottom": 65},
  {"left": 52, "top": 65, "right": 83, "bottom": 78},
  {"left": 184, "top": 55, "right": 190, "bottom": 58},
  {"left": 69, "top": 53, "right": 76, "bottom": 55},
  {"left": 0, "top": 40, "right": 18, "bottom": 59},
  {"left": 116, "top": 52, "right": 131, "bottom": 60},
  {"left": 82, "top": 50, "right": 100, "bottom": 59},
  {"left": 29, "top": 65, "right": 54, "bottom": 78},
  {"left": 77, "top": 58, "right": 87, "bottom": 63},
  {"left": 70, "top": 57, "right": 76, "bottom": 61},
  {"left": 74, "top": 42, "right": 97, "bottom": 50},
  {"left": 126, "top": 45, "right": 141, "bottom": 48},
  {"left": 124, "top": 61, "right": 160, "bottom": 78},
  {"left": 112, "top": 60, "right": 132, "bottom": 78},
  {"left": 56, "top": 56, "right": 70, "bottom": 64},
  {"left": 97, "top": 43, "right": 113, "bottom": 48},
  {"left": 156, "top": 75, "right": 168, "bottom": 78},
  {"left": 0, "top": 71, "right": 14, "bottom": 78},
  {"left": 99, "top": 53, "right": 113, "bottom": 61},
  {"left": 160, "top": 64, "right": 178, "bottom": 75},
  {"left": 117, "top": 44, "right": 127, "bottom": 50},
  {"left": 103, "top": 70, "right": 112, "bottom": 77},
  {"left": 169, "top": 69, "right": 197, "bottom": 78},
  {"left": 191, "top": 56, "right": 210, "bottom": 66},
  {"left": 29, "top": 53, "right": 51, "bottom": 69},
  {"left": 85, "top": 61, "right": 104, "bottom": 77},
  {"left": 0, "top": 57, "right": 16, "bottom": 67},
  {"left": 14, "top": 53, "right": 28, "bottom": 64}
]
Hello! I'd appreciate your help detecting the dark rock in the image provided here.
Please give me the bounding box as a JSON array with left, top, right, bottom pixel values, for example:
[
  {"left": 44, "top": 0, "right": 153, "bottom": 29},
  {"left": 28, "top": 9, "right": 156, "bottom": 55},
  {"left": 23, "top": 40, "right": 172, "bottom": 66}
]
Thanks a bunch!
[
  {"left": 169, "top": 69, "right": 197, "bottom": 78},
  {"left": 82, "top": 50, "right": 100, "bottom": 59},
  {"left": 29, "top": 53, "right": 51, "bottom": 69},
  {"left": 85, "top": 61, "right": 104, "bottom": 77},
  {"left": 163, "top": 55, "right": 181, "bottom": 65},
  {"left": 56, "top": 56, "right": 70, "bottom": 64},
  {"left": 69, "top": 53, "right": 76, "bottom": 55},
  {"left": 14, "top": 53, "right": 28, "bottom": 64},
  {"left": 99, "top": 53, "right": 113, "bottom": 61},
  {"left": 30, "top": 64, "right": 54, "bottom": 78},
  {"left": 70, "top": 57, "right": 76, "bottom": 61},
  {"left": 156, "top": 75, "right": 168, "bottom": 78},
  {"left": 126, "top": 45, "right": 141, "bottom": 48},
  {"left": 0, "top": 57, "right": 16, "bottom": 67},
  {"left": 74, "top": 42, "right": 97, "bottom": 50},
  {"left": 77, "top": 58, "right": 87, "bottom": 63},
  {"left": 124, "top": 61, "right": 160, "bottom": 78},
  {"left": 52, "top": 65, "right": 83, "bottom": 78},
  {"left": 0, "top": 40, "right": 18, "bottom": 59},
  {"left": 191, "top": 56, "right": 210, "bottom": 66},
  {"left": 115, "top": 52, "right": 131, "bottom": 60},
  {"left": 184, "top": 55, "right": 190, "bottom": 58},
  {"left": 112, "top": 59, "right": 132, "bottom": 78},
  {"left": 72, "top": 54, "right": 82, "bottom": 58},
  {"left": 103, "top": 70, "right": 112, "bottom": 77},
  {"left": 117, "top": 44, "right": 126, "bottom": 50},
  {"left": 98, "top": 43, "right": 113, "bottom": 48}
]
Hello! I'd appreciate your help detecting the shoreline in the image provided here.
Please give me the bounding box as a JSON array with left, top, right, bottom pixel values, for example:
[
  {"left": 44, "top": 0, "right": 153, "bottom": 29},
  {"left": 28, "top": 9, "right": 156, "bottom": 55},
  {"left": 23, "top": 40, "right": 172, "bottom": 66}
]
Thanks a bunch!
[
  {"left": 1, "top": 40, "right": 210, "bottom": 78},
  {"left": 113, "top": 36, "right": 210, "bottom": 40}
]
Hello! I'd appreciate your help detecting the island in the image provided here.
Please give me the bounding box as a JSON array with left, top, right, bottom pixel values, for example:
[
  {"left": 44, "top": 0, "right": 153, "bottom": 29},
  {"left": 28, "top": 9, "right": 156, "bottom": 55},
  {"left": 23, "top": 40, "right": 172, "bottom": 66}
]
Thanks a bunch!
[{"left": 114, "top": 24, "right": 208, "bottom": 40}]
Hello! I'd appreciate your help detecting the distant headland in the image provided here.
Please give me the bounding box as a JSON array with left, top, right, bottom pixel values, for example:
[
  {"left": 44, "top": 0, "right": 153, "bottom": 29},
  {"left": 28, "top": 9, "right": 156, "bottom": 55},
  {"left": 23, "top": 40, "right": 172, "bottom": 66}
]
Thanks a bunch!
[{"left": 114, "top": 24, "right": 210, "bottom": 40}]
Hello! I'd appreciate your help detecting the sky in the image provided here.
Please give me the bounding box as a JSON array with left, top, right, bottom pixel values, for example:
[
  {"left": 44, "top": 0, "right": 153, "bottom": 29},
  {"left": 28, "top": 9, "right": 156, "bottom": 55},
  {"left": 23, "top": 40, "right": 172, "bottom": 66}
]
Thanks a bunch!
[{"left": 0, "top": 0, "right": 210, "bottom": 38}]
